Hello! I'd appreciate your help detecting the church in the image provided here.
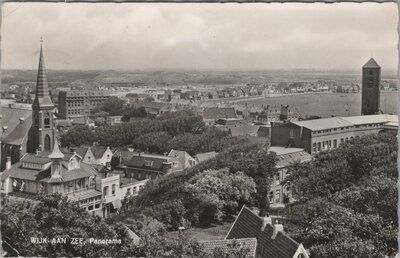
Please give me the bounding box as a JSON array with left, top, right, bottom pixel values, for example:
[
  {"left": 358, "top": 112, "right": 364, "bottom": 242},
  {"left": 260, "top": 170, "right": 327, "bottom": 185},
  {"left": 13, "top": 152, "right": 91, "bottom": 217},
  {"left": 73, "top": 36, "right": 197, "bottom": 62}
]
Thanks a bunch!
[{"left": 1, "top": 41, "right": 56, "bottom": 171}]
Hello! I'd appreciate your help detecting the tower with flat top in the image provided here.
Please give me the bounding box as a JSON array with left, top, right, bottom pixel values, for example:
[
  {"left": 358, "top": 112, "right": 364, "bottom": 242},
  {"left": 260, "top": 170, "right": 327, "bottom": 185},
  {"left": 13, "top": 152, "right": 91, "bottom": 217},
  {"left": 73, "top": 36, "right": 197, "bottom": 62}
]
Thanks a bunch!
[{"left": 361, "top": 58, "right": 381, "bottom": 115}]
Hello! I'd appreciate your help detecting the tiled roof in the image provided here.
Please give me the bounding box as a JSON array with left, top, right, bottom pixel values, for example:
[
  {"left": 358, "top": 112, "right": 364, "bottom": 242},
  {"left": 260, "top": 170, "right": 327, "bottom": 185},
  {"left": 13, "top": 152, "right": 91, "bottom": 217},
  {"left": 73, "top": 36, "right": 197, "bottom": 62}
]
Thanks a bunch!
[
  {"left": 125, "top": 154, "right": 172, "bottom": 171},
  {"left": 194, "top": 151, "right": 218, "bottom": 163},
  {"left": 226, "top": 206, "right": 302, "bottom": 258},
  {"left": 74, "top": 147, "right": 89, "bottom": 159},
  {"left": 201, "top": 238, "right": 257, "bottom": 257},
  {"left": 228, "top": 125, "right": 260, "bottom": 137},
  {"left": 90, "top": 146, "right": 108, "bottom": 159},
  {"left": 269, "top": 147, "right": 312, "bottom": 168},
  {"left": 363, "top": 58, "right": 380, "bottom": 68},
  {"left": 203, "top": 107, "right": 237, "bottom": 120},
  {"left": 1, "top": 107, "right": 32, "bottom": 145},
  {"left": 2, "top": 153, "right": 96, "bottom": 183}
]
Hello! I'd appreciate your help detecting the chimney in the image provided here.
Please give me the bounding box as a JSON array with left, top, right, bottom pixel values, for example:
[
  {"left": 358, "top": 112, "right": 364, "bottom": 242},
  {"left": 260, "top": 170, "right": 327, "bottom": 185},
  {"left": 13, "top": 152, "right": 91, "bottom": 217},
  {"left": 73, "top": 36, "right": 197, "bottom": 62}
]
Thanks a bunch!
[
  {"left": 5, "top": 156, "right": 12, "bottom": 170},
  {"left": 260, "top": 216, "right": 272, "bottom": 232},
  {"left": 19, "top": 117, "right": 25, "bottom": 124},
  {"left": 8, "top": 103, "right": 12, "bottom": 108},
  {"left": 272, "top": 222, "right": 284, "bottom": 239}
]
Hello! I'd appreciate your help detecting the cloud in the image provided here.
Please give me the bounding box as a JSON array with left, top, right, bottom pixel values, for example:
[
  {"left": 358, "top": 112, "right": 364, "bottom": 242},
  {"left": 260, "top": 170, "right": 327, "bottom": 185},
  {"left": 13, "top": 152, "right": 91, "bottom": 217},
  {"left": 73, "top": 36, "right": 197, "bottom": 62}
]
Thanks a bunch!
[{"left": 1, "top": 3, "right": 397, "bottom": 70}]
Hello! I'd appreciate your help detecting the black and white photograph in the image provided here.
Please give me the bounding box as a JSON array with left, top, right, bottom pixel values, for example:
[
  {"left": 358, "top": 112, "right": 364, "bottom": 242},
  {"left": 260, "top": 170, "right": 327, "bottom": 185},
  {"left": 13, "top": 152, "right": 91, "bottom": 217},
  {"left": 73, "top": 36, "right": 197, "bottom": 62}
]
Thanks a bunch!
[{"left": 0, "top": 2, "right": 398, "bottom": 257}]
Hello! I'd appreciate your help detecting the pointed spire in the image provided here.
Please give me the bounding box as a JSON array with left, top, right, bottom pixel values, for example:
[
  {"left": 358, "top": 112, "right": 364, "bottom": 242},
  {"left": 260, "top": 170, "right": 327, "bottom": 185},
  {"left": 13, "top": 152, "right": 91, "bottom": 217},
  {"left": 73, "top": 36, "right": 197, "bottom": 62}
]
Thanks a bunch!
[
  {"left": 33, "top": 38, "right": 54, "bottom": 107},
  {"left": 48, "top": 140, "right": 64, "bottom": 159},
  {"left": 363, "top": 58, "right": 380, "bottom": 68}
]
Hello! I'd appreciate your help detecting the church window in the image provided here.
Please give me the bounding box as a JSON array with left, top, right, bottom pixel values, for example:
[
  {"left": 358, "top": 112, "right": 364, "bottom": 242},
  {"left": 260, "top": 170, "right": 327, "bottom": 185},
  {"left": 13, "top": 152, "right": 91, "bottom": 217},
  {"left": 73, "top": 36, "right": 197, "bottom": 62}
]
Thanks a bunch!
[
  {"left": 44, "top": 112, "right": 51, "bottom": 129},
  {"left": 44, "top": 135, "right": 51, "bottom": 151}
]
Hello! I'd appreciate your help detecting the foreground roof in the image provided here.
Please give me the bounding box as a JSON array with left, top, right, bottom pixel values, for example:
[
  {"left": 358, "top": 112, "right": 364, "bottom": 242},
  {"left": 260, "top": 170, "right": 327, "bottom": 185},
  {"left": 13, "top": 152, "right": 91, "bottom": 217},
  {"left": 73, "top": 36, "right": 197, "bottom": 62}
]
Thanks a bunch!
[
  {"left": 226, "top": 205, "right": 304, "bottom": 258},
  {"left": 201, "top": 238, "right": 257, "bottom": 257}
]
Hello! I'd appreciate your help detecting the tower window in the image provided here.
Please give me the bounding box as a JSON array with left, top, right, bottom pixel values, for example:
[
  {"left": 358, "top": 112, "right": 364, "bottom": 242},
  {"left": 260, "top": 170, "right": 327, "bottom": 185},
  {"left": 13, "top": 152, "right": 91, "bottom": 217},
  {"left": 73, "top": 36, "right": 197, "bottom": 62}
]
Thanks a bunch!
[
  {"left": 44, "top": 112, "right": 51, "bottom": 129},
  {"left": 369, "top": 70, "right": 373, "bottom": 75}
]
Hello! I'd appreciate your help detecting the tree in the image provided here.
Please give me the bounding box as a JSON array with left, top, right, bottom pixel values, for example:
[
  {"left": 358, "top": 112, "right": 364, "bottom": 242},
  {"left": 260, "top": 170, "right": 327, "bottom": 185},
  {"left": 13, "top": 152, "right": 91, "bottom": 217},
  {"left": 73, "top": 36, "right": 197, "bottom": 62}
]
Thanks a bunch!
[
  {"left": 132, "top": 131, "right": 171, "bottom": 154},
  {"left": 1, "top": 194, "right": 135, "bottom": 257},
  {"left": 94, "top": 96, "right": 126, "bottom": 116},
  {"left": 122, "top": 106, "right": 147, "bottom": 122},
  {"left": 60, "top": 125, "right": 96, "bottom": 147},
  {"left": 285, "top": 132, "right": 398, "bottom": 257}
]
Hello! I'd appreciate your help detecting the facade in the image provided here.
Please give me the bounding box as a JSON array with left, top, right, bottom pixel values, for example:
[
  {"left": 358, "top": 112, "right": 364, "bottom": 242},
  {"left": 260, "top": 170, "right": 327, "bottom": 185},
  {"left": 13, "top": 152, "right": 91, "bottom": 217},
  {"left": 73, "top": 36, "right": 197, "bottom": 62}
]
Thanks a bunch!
[
  {"left": 58, "top": 90, "right": 110, "bottom": 119},
  {"left": 106, "top": 115, "right": 122, "bottom": 126},
  {"left": 167, "top": 149, "right": 196, "bottom": 170},
  {"left": 271, "top": 114, "right": 398, "bottom": 154},
  {"left": 362, "top": 58, "right": 381, "bottom": 115},
  {"left": 268, "top": 147, "right": 312, "bottom": 207},
  {"left": 225, "top": 205, "right": 310, "bottom": 258}
]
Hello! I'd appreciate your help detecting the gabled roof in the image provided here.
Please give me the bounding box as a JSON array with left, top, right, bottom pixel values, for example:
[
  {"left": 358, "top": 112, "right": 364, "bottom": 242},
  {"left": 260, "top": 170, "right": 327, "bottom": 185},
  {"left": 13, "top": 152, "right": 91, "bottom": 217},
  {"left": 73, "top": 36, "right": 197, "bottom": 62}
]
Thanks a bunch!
[
  {"left": 203, "top": 107, "right": 237, "bottom": 120},
  {"left": 226, "top": 205, "right": 303, "bottom": 258},
  {"left": 201, "top": 238, "right": 257, "bottom": 257},
  {"left": 168, "top": 149, "right": 194, "bottom": 169},
  {"left": 90, "top": 146, "right": 108, "bottom": 159},
  {"left": 363, "top": 58, "right": 380, "bottom": 68},
  {"left": 74, "top": 146, "right": 89, "bottom": 159}
]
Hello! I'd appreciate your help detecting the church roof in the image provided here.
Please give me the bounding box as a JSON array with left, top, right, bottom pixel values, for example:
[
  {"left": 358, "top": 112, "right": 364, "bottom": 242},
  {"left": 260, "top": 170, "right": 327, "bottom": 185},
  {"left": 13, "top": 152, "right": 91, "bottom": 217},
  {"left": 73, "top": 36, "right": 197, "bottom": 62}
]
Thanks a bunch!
[
  {"left": 1, "top": 107, "right": 32, "bottom": 146},
  {"left": 363, "top": 58, "right": 380, "bottom": 68},
  {"left": 33, "top": 41, "right": 54, "bottom": 108}
]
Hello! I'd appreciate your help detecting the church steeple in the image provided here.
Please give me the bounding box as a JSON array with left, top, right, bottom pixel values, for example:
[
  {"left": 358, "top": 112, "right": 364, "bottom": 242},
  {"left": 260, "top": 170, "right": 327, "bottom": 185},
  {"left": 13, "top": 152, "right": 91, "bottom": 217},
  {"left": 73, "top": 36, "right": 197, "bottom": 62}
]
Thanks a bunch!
[
  {"left": 28, "top": 38, "right": 56, "bottom": 153},
  {"left": 33, "top": 38, "right": 54, "bottom": 108}
]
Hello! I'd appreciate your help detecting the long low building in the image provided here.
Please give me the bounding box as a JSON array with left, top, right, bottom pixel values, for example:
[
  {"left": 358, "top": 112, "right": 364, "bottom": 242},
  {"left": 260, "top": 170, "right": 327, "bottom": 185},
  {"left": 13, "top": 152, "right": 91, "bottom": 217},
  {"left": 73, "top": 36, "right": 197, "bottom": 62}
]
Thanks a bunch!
[{"left": 271, "top": 114, "right": 398, "bottom": 154}]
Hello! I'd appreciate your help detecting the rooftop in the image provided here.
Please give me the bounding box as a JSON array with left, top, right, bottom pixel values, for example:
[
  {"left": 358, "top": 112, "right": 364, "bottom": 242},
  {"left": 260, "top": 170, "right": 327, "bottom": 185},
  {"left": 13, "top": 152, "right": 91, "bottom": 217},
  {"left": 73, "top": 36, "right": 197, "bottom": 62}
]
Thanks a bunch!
[
  {"left": 291, "top": 117, "right": 353, "bottom": 131},
  {"left": 201, "top": 238, "right": 257, "bottom": 257},
  {"left": 363, "top": 58, "right": 380, "bottom": 68}
]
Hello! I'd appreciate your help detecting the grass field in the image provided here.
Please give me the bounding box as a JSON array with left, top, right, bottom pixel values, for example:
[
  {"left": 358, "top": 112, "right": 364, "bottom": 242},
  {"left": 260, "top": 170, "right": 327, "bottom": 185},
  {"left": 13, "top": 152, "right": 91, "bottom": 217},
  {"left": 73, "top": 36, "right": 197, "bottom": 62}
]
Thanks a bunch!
[
  {"left": 240, "top": 92, "right": 398, "bottom": 118},
  {"left": 167, "top": 222, "right": 232, "bottom": 241}
]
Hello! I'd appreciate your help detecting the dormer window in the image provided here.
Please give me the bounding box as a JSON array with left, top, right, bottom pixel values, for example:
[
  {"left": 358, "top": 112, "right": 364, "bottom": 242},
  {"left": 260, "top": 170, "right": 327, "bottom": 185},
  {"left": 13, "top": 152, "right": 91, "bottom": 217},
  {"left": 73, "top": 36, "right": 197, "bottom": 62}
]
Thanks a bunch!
[{"left": 144, "top": 160, "right": 153, "bottom": 167}]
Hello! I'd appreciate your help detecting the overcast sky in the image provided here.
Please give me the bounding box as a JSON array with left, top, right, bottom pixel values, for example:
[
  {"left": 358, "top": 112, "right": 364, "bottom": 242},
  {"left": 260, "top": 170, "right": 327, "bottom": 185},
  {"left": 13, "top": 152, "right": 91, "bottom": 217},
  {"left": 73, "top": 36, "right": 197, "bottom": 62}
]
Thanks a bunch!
[{"left": 1, "top": 3, "right": 398, "bottom": 71}]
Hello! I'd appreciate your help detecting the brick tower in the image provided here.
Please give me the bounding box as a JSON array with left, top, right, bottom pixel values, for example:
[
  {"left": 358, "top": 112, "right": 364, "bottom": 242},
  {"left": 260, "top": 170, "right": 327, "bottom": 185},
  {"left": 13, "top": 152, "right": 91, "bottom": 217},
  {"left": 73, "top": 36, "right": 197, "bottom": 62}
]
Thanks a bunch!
[{"left": 361, "top": 58, "right": 381, "bottom": 115}]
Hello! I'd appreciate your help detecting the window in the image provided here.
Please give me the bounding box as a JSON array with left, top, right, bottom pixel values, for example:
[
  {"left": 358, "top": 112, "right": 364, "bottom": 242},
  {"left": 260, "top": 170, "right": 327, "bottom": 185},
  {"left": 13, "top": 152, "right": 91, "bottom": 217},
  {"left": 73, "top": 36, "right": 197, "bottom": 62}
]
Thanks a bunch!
[
  {"left": 103, "top": 186, "right": 109, "bottom": 197},
  {"left": 269, "top": 191, "right": 274, "bottom": 203},
  {"left": 369, "top": 70, "right": 373, "bottom": 75},
  {"left": 289, "top": 129, "right": 294, "bottom": 139},
  {"left": 95, "top": 203, "right": 100, "bottom": 209},
  {"left": 44, "top": 112, "right": 51, "bottom": 129},
  {"left": 312, "top": 143, "right": 317, "bottom": 153},
  {"left": 127, "top": 188, "right": 131, "bottom": 196},
  {"left": 88, "top": 205, "right": 94, "bottom": 211},
  {"left": 144, "top": 160, "right": 153, "bottom": 167},
  {"left": 317, "top": 142, "right": 321, "bottom": 151},
  {"left": 112, "top": 184, "right": 116, "bottom": 196},
  {"left": 333, "top": 139, "right": 337, "bottom": 148}
]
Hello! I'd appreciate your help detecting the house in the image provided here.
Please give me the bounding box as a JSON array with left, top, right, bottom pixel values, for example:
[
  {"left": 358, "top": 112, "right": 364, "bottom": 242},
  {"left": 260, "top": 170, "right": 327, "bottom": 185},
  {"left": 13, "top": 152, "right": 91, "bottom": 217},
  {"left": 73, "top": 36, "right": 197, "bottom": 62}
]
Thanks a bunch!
[
  {"left": 202, "top": 107, "right": 238, "bottom": 125},
  {"left": 124, "top": 153, "right": 179, "bottom": 180},
  {"left": 71, "top": 116, "right": 95, "bottom": 127},
  {"left": 106, "top": 115, "right": 122, "bottom": 126},
  {"left": 201, "top": 238, "right": 257, "bottom": 257},
  {"left": 74, "top": 146, "right": 113, "bottom": 166},
  {"left": 1, "top": 142, "right": 103, "bottom": 216},
  {"left": 268, "top": 147, "right": 312, "bottom": 208},
  {"left": 168, "top": 149, "right": 196, "bottom": 170},
  {"left": 225, "top": 205, "right": 310, "bottom": 258},
  {"left": 194, "top": 151, "right": 218, "bottom": 163}
]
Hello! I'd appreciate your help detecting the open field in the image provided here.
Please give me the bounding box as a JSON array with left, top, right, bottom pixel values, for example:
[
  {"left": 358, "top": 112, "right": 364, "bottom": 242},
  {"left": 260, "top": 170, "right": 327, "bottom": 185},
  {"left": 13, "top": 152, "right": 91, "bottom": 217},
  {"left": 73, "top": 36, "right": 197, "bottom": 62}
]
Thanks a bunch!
[
  {"left": 239, "top": 92, "right": 398, "bottom": 118},
  {"left": 167, "top": 222, "right": 232, "bottom": 241}
]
